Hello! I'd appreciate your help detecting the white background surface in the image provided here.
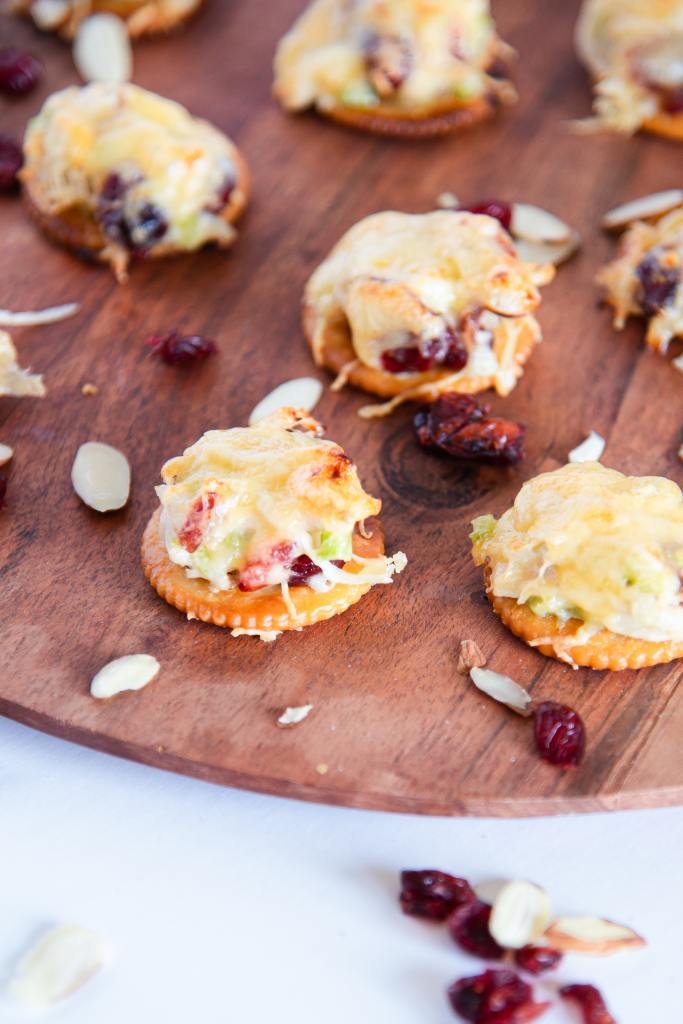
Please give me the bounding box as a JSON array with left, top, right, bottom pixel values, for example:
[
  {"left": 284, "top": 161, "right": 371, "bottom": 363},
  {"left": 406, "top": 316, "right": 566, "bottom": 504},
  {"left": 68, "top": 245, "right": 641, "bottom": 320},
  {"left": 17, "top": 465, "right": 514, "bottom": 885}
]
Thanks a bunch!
[{"left": 0, "top": 715, "right": 678, "bottom": 1023}]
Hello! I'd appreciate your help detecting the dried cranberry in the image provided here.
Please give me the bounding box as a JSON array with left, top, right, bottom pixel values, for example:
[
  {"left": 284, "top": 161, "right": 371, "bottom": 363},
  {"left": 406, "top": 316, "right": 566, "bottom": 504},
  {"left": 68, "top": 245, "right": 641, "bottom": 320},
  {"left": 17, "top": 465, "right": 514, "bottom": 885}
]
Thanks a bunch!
[
  {"left": 134, "top": 203, "right": 168, "bottom": 247},
  {"left": 459, "top": 200, "right": 512, "bottom": 232},
  {"left": 287, "top": 554, "right": 345, "bottom": 586},
  {"left": 147, "top": 331, "right": 217, "bottom": 367},
  {"left": 635, "top": 252, "right": 679, "bottom": 316},
  {"left": 441, "top": 328, "right": 469, "bottom": 370},
  {"left": 560, "top": 984, "right": 616, "bottom": 1024},
  {"left": 178, "top": 491, "right": 218, "bottom": 552},
  {"left": 513, "top": 945, "right": 562, "bottom": 975},
  {"left": 365, "top": 33, "right": 412, "bottom": 96},
  {"left": 414, "top": 394, "right": 525, "bottom": 466},
  {"left": 0, "top": 134, "right": 23, "bottom": 191},
  {"left": 533, "top": 702, "right": 585, "bottom": 767},
  {"left": 0, "top": 47, "right": 42, "bottom": 96},
  {"left": 100, "top": 172, "right": 126, "bottom": 202},
  {"left": 448, "top": 969, "right": 549, "bottom": 1023},
  {"left": 0, "top": 472, "right": 7, "bottom": 510},
  {"left": 449, "top": 900, "right": 504, "bottom": 959},
  {"left": 400, "top": 870, "right": 475, "bottom": 922},
  {"left": 206, "top": 172, "right": 236, "bottom": 214},
  {"left": 381, "top": 330, "right": 468, "bottom": 375},
  {"left": 381, "top": 344, "right": 434, "bottom": 374}
]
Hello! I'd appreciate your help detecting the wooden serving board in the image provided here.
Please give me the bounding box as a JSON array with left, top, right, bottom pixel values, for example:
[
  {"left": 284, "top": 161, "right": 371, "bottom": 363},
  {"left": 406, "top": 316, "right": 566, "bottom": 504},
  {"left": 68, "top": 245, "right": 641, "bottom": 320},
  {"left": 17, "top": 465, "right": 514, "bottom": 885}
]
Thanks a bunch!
[{"left": 1, "top": 0, "right": 682, "bottom": 816}]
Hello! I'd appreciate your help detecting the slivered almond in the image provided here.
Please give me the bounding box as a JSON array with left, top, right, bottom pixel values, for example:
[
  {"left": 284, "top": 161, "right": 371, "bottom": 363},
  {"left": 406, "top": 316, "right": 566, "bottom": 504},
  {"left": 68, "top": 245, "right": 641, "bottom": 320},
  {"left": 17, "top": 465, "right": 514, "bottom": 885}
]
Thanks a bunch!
[
  {"left": 672, "top": 353, "right": 683, "bottom": 374},
  {"left": 30, "top": 0, "right": 69, "bottom": 29},
  {"left": 90, "top": 654, "right": 160, "bottom": 698},
  {"left": 470, "top": 667, "right": 533, "bottom": 717},
  {"left": 73, "top": 14, "right": 133, "bottom": 84},
  {"left": 248, "top": 377, "right": 323, "bottom": 425},
  {"left": 9, "top": 925, "right": 111, "bottom": 1009},
  {"left": 545, "top": 916, "right": 646, "bottom": 955},
  {"left": 277, "top": 704, "right": 314, "bottom": 727},
  {"left": 457, "top": 639, "right": 486, "bottom": 675},
  {"left": 514, "top": 232, "right": 580, "bottom": 268},
  {"left": 71, "top": 441, "right": 130, "bottom": 512},
  {"left": 511, "top": 203, "right": 572, "bottom": 245},
  {"left": 0, "top": 443, "right": 13, "bottom": 466},
  {"left": 0, "top": 302, "right": 78, "bottom": 327},
  {"left": 568, "top": 430, "right": 605, "bottom": 464},
  {"left": 602, "top": 190, "right": 683, "bottom": 231},
  {"left": 490, "top": 880, "right": 551, "bottom": 949}
]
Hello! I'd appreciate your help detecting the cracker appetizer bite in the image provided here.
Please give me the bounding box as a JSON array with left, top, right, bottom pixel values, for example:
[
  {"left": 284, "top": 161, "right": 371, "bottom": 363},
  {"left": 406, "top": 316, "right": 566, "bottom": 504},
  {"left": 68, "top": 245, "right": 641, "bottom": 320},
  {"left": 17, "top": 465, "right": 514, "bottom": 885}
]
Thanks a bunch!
[
  {"left": 576, "top": 0, "right": 683, "bottom": 138},
  {"left": 10, "top": 0, "right": 203, "bottom": 37},
  {"left": 141, "top": 408, "right": 406, "bottom": 640},
  {"left": 21, "top": 83, "right": 249, "bottom": 282},
  {"left": 471, "top": 462, "right": 683, "bottom": 670},
  {"left": 598, "top": 204, "right": 683, "bottom": 354},
  {"left": 304, "top": 210, "right": 554, "bottom": 417},
  {"left": 273, "top": 0, "right": 516, "bottom": 138}
]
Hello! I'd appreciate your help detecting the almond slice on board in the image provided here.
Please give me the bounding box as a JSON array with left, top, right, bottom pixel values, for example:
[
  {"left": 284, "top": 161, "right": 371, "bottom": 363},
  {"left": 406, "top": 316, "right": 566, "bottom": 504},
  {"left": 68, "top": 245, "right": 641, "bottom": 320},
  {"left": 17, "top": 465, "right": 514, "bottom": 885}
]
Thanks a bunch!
[
  {"left": 0, "top": 302, "right": 78, "bottom": 327},
  {"left": 0, "top": 443, "right": 13, "bottom": 466},
  {"left": 568, "top": 430, "right": 605, "bottom": 464},
  {"left": 545, "top": 916, "right": 646, "bottom": 955},
  {"left": 511, "top": 203, "right": 572, "bottom": 245},
  {"left": 602, "top": 190, "right": 683, "bottom": 231},
  {"left": 90, "top": 654, "right": 160, "bottom": 698},
  {"left": 489, "top": 880, "right": 551, "bottom": 949},
  {"left": 514, "top": 232, "right": 580, "bottom": 268},
  {"left": 277, "top": 704, "right": 314, "bottom": 727},
  {"left": 248, "top": 378, "right": 323, "bottom": 425},
  {"left": 73, "top": 14, "right": 133, "bottom": 84},
  {"left": 470, "top": 667, "right": 533, "bottom": 717},
  {"left": 71, "top": 441, "right": 130, "bottom": 512},
  {"left": 9, "top": 925, "right": 111, "bottom": 1009}
]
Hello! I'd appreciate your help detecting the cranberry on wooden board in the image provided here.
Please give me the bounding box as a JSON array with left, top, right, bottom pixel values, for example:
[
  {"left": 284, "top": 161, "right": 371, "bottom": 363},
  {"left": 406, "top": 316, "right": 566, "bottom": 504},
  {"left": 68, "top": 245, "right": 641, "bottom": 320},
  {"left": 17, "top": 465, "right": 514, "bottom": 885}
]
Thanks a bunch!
[
  {"left": 400, "top": 869, "right": 475, "bottom": 921},
  {"left": 449, "top": 900, "right": 505, "bottom": 959},
  {"left": 146, "top": 332, "right": 218, "bottom": 366},
  {"left": 513, "top": 945, "right": 562, "bottom": 975},
  {"left": 448, "top": 968, "right": 550, "bottom": 1023},
  {"left": 533, "top": 702, "right": 585, "bottom": 767},
  {"left": 458, "top": 200, "right": 513, "bottom": 231},
  {"left": 0, "top": 135, "right": 23, "bottom": 191},
  {"left": 414, "top": 394, "right": 525, "bottom": 466},
  {"left": 0, "top": 47, "right": 42, "bottom": 96},
  {"left": 560, "top": 984, "right": 616, "bottom": 1024}
]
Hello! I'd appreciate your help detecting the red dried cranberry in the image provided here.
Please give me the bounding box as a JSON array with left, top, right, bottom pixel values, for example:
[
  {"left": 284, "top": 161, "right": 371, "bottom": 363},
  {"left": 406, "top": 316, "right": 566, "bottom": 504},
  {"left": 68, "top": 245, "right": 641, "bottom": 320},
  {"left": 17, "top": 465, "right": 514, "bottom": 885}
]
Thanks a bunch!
[
  {"left": 414, "top": 394, "right": 525, "bottom": 466},
  {"left": 449, "top": 900, "right": 504, "bottom": 959},
  {"left": 381, "top": 344, "right": 434, "bottom": 374},
  {"left": 0, "top": 472, "right": 7, "bottom": 510},
  {"left": 533, "top": 702, "right": 585, "bottom": 767},
  {"left": 560, "top": 984, "right": 616, "bottom": 1024},
  {"left": 238, "top": 541, "right": 295, "bottom": 592},
  {"left": 635, "top": 252, "right": 679, "bottom": 316},
  {"left": 206, "top": 172, "right": 236, "bottom": 214},
  {"left": 0, "top": 47, "right": 42, "bottom": 96},
  {"left": 459, "top": 200, "right": 512, "bottom": 232},
  {"left": 178, "top": 491, "right": 218, "bottom": 552},
  {"left": 0, "top": 134, "right": 23, "bottom": 191},
  {"left": 134, "top": 203, "right": 168, "bottom": 247},
  {"left": 100, "top": 172, "right": 127, "bottom": 202},
  {"left": 400, "top": 870, "right": 475, "bottom": 922},
  {"left": 287, "top": 554, "right": 344, "bottom": 586},
  {"left": 381, "top": 330, "right": 468, "bottom": 375},
  {"left": 441, "top": 328, "right": 469, "bottom": 370},
  {"left": 513, "top": 945, "right": 562, "bottom": 975},
  {"left": 448, "top": 968, "right": 549, "bottom": 1023},
  {"left": 147, "top": 331, "right": 217, "bottom": 366}
]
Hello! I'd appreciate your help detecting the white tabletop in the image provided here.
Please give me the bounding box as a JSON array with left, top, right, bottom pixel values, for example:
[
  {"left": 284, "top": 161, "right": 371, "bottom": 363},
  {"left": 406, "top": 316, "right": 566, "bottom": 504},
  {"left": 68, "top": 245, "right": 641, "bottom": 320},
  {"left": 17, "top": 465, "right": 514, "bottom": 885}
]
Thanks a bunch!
[{"left": 0, "top": 715, "right": 677, "bottom": 1022}]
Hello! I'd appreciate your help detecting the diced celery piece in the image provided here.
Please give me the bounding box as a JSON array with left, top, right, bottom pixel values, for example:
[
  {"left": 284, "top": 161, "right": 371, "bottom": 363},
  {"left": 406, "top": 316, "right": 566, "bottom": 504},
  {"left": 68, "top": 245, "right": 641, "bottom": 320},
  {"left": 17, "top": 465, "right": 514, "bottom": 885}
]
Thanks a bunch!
[
  {"left": 317, "top": 531, "right": 353, "bottom": 561},
  {"left": 470, "top": 514, "right": 496, "bottom": 544},
  {"left": 340, "top": 81, "right": 379, "bottom": 108}
]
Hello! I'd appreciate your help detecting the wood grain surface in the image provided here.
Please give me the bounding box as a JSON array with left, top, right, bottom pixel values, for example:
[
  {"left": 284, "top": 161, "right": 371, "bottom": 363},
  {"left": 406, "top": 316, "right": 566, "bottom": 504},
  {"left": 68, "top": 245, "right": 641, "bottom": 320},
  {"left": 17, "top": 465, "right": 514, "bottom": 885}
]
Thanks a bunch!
[{"left": 1, "top": 0, "right": 682, "bottom": 816}]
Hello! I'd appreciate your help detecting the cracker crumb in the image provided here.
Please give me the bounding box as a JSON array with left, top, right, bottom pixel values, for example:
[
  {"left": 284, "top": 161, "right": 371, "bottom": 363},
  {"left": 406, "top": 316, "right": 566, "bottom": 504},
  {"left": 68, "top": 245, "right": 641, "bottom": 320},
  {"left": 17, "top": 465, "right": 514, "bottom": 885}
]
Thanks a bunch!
[
  {"left": 81, "top": 382, "right": 98, "bottom": 396},
  {"left": 316, "top": 763, "right": 329, "bottom": 775},
  {"left": 437, "top": 191, "right": 459, "bottom": 209},
  {"left": 457, "top": 638, "right": 486, "bottom": 674}
]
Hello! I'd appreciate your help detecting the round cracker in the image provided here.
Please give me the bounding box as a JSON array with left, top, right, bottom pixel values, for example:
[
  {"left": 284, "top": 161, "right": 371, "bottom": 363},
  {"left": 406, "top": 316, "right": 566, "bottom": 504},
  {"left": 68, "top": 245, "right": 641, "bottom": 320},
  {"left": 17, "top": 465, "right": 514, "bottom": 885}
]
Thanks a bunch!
[
  {"left": 141, "top": 508, "right": 385, "bottom": 633},
  {"left": 323, "top": 91, "right": 504, "bottom": 139},
  {"left": 483, "top": 566, "right": 683, "bottom": 670},
  {"left": 644, "top": 110, "right": 683, "bottom": 142},
  {"left": 302, "top": 302, "right": 538, "bottom": 400}
]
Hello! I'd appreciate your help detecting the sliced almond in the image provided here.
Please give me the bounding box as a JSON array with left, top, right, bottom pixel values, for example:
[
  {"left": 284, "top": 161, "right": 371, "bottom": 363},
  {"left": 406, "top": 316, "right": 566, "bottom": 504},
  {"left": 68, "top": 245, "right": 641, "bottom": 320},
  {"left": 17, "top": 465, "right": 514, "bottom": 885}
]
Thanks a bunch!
[
  {"left": 30, "top": 0, "right": 70, "bottom": 29},
  {"left": 248, "top": 377, "right": 323, "bottom": 425},
  {"left": 489, "top": 880, "right": 551, "bottom": 949},
  {"left": 71, "top": 441, "right": 130, "bottom": 512},
  {"left": 457, "top": 639, "right": 486, "bottom": 675},
  {"left": 277, "top": 704, "right": 314, "bottom": 727},
  {"left": 511, "top": 203, "right": 572, "bottom": 245},
  {"left": 469, "top": 667, "right": 532, "bottom": 717},
  {"left": 90, "top": 654, "right": 160, "bottom": 698},
  {"left": 545, "top": 916, "right": 646, "bottom": 956},
  {"left": 602, "top": 190, "right": 683, "bottom": 232},
  {"left": 514, "top": 232, "right": 580, "bottom": 268},
  {"left": 568, "top": 430, "right": 605, "bottom": 464},
  {"left": 9, "top": 925, "right": 111, "bottom": 1009},
  {"left": 0, "top": 443, "right": 14, "bottom": 466},
  {"left": 672, "top": 353, "right": 683, "bottom": 374},
  {"left": 436, "top": 191, "right": 459, "bottom": 209},
  {"left": 0, "top": 302, "right": 78, "bottom": 327},
  {"left": 73, "top": 14, "right": 133, "bottom": 84}
]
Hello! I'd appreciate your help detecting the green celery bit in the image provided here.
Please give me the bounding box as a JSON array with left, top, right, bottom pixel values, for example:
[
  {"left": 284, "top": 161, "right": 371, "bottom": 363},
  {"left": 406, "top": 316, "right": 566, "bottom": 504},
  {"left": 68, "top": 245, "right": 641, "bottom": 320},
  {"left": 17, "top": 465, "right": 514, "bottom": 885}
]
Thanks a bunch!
[
  {"left": 317, "top": 531, "right": 353, "bottom": 562},
  {"left": 470, "top": 514, "right": 496, "bottom": 544},
  {"left": 340, "top": 81, "right": 379, "bottom": 108}
]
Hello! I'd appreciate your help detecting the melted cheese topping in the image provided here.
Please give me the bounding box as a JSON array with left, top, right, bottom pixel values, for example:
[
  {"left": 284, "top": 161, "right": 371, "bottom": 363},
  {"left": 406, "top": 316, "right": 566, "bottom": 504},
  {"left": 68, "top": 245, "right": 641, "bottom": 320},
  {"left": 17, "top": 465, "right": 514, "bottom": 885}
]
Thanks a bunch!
[
  {"left": 0, "top": 331, "right": 45, "bottom": 398},
  {"left": 306, "top": 210, "right": 552, "bottom": 396},
  {"left": 597, "top": 207, "right": 683, "bottom": 352},
  {"left": 23, "top": 83, "right": 242, "bottom": 253},
  {"left": 156, "top": 408, "right": 405, "bottom": 593},
  {"left": 473, "top": 462, "right": 683, "bottom": 644},
  {"left": 274, "top": 0, "right": 511, "bottom": 113},
  {"left": 576, "top": 0, "right": 683, "bottom": 132},
  {"left": 13, "top": 0, "right": 198, "bottom": 35}
]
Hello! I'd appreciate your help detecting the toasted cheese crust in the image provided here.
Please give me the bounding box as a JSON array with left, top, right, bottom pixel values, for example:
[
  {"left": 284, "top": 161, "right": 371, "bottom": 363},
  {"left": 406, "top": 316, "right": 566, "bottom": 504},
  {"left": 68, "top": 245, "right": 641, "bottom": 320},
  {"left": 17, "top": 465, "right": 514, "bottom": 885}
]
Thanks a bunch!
[
  {"left": 273, "top": 0, "right": 516, "bottom": 130},
  {"left": 21, "top": 84, "right": 248, "bottom": 280},
  {"left": 597, "top": 207, "right": 683, "bottom": 352},
  {"left": 576, "top": 0, "right": 683, "bottom": 135},
  {"left": 10, "top": 0, "right": 203, "bottom": 37},
  {"left": 472, "top": 463, "right": 683, "bottom": 662},
  {"left": 304, "top": 210, "right": 553, "bottom": 413}
]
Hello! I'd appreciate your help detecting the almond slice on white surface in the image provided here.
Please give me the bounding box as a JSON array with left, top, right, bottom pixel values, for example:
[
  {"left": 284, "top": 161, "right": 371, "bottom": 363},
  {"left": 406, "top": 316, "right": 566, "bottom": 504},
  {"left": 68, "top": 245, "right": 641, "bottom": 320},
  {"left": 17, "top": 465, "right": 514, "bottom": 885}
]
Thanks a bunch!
[
  {"left": 511, "top": 203, "right": 572, "bottom": 245},
  {"left": 514, "top": 232, "right": 580, "bottom": 268},
  {"left": 90, "top": 654, "right": 160, "bottom": 698},
  {"left": 545, "top": 916, "right": 646, "bottom": 955},
  {"left": 71, "top": 441, "right": 130, "bottom": 512},
  {"left": 0, "top": 302, "right": 78, "bottom": 327},
  {"left": 469, "top": 667, "right": 533, "bottom": 717},
  {"left": 568, "top": 430, "right": 605, "bottom": 464},
  {"left": 0, "top": 443, "right": 14, "bottom": 466},
  {"left": 277, "top": 704, "right": 314, "bottom": 727},
  {"left": 73, "top": 14, "right": 133, "bottom": 84},
  {"left": 489, "top": 880, "right": 551, "bottom": 949},
  {"left": 9, "top": 925, "right": 111, "bottom": 1009},
  {"left": 601, "top": 190, "right": 683, "bottom": 231},
  {"left": 248, "top": 377, "right": 323, "bottom": 425}
]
